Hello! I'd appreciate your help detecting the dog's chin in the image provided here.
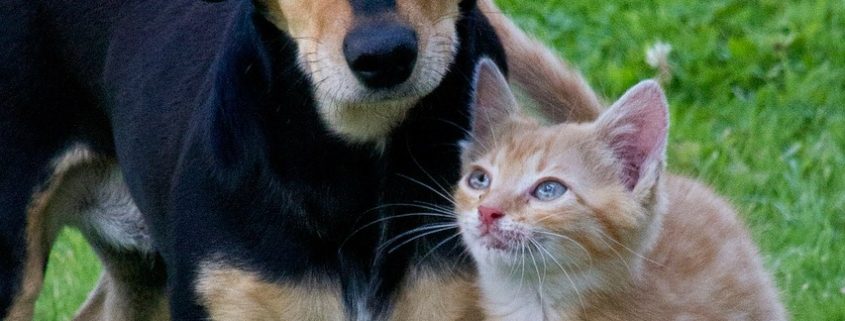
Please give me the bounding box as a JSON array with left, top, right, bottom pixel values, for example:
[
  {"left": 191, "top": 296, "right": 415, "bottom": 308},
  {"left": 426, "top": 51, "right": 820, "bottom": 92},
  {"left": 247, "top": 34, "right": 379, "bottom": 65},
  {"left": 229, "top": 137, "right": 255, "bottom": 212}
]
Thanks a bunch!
[
  {"left": 314, "top": 94, "right": 418, "bottom": 146},
  {"left": 312, "top": 69, "right": 447, "bottom": 144}
]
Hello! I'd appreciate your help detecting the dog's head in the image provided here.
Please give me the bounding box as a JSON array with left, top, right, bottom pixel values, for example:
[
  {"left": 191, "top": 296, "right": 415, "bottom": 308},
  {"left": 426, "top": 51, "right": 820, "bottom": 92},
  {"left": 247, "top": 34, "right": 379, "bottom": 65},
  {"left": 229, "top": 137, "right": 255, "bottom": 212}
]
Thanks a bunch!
[{"left": 252, "top": 0, "right": 465, "bottom": 142}]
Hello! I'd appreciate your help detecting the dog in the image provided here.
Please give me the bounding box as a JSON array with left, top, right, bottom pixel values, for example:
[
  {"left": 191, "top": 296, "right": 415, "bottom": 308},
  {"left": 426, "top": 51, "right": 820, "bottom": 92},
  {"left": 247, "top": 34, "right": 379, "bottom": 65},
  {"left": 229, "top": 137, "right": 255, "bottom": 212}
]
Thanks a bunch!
[{"left": 0, "top": 0, "right": 601, "bottom": 320}]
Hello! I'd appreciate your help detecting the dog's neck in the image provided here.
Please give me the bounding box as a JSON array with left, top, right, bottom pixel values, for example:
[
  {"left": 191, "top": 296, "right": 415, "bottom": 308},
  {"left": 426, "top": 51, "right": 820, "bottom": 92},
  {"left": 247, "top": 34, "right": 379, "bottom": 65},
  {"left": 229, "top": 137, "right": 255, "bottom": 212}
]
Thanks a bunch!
[{"left": 317, "top": 97, "right": 419, "bottom": 147}]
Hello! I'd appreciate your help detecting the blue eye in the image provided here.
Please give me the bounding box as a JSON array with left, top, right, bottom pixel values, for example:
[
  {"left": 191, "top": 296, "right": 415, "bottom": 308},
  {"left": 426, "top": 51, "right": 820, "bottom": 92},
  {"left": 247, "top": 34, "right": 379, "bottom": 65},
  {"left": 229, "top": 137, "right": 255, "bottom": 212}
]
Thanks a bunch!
[
  {"left": 533, "top": 180, "right": 567, "bottom": 201},
  {"left": 467, "top": 169, "right": 491, "bottom": 190}
]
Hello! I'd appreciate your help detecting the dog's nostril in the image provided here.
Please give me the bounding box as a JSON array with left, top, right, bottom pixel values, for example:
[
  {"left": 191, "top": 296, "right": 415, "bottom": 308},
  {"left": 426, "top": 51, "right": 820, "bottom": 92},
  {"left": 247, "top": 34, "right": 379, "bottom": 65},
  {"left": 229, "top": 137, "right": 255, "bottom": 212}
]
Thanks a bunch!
[{"left": 343, "top": 23, "right": 418, "bottom": 89}]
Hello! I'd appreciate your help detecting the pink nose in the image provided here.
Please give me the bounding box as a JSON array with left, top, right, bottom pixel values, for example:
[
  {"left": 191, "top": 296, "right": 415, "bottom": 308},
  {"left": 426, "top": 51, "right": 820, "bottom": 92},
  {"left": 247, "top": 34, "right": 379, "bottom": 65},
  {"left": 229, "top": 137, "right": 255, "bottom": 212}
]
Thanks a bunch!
[{"left": 479, "top": 206, "right": 505, "bottom": 226}]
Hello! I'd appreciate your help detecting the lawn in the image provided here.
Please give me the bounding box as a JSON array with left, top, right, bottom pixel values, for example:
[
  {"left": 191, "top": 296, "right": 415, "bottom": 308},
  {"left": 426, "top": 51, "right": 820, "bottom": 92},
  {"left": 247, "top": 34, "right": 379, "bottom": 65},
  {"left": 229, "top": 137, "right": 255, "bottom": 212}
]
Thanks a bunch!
[{"left": 34, "top": 0, "right": 845, "bottom": 320}]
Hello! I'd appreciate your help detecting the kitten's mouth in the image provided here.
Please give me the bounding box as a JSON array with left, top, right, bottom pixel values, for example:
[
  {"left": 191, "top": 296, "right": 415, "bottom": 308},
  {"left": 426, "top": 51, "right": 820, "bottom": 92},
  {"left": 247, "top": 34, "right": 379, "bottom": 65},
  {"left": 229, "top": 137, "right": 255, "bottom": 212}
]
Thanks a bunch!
[
  {"left": 480, "top": 234, "right": 510, "bottom": 250},
  {"left": 478, "top": 227, "right": 524, "bottom": 251}
]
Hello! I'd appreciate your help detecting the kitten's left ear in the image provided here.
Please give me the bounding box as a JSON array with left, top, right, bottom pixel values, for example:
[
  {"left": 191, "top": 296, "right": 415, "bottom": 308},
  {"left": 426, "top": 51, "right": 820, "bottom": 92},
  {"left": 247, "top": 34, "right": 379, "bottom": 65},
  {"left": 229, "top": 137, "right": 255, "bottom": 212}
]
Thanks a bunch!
[
  {"left": 466, "top": 58, "right": 518, "bottom": 153},
  {"left": 595, "top": 80, "right": 669, "bottom": 192}
]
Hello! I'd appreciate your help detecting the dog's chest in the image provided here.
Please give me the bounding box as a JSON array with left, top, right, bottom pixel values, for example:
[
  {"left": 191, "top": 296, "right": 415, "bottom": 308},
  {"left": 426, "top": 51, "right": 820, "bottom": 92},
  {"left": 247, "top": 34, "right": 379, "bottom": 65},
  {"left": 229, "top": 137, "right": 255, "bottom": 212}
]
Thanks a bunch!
[{"left": 196, "top": 263, "right": 480, "bottom": 321}]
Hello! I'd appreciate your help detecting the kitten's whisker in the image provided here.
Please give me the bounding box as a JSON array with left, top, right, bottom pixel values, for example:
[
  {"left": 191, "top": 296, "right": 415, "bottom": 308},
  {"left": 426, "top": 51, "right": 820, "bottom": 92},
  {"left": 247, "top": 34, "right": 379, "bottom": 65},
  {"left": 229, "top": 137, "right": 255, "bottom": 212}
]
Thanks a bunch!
[
  {"left": 534, "top": 213, "right": 558, "bottom": 224},
  {"left": 398, "top": 174, "right": 458, "bottom": 207},
  {"left": 383, "top": 224, "right": 458, "bottom": 254},
  {"left": 375, "top": 202, "right": 456, "bottom": 216},
  {"left": 593, "top": 232, "right": 633, "bottom": 273},
  {"left": 446, "top": 239, "right": 471, "bottom": 276},
  {"left": 519, "top": 239, "right": 527, "bottom": 295},
  {"left": 362, "top": 202, "right": 452, "bottom": 214},
  {"left": 412, "top": 200, "right": 455, "bottom": 212},
  {"left": 526, "top": 240, "right": 542, "bottom": 290},
  {"left": 406, "top": 150, "right": 457, "bottom": 201},
  {"left": 419, "top": 231, "right": 462, "bottom": 264},
  {"left": 436, "top": 118, "right": 491, "bottom": 154},
  {"left": 379, "top": 223, "right": 457, "bottom": 251},
  {"left": 595, "top": 229, "right": 664, "bottom": 267},
  {"left": 344, "top": 212, "right": 455, "bottom": 243},
  {"left": 533, "top": 230, "right": 594, "bottom": 266},
  {"left": 528, "top": 238, "right": 548, "bottom": 305},
  {"left": 533, "top": 239, "right": 588, "bottom": 315}
]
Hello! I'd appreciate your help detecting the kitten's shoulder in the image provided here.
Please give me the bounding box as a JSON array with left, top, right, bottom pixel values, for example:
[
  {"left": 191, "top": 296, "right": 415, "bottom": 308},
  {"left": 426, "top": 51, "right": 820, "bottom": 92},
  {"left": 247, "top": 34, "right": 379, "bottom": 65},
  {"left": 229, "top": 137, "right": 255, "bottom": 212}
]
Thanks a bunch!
[
  {"left": 655, "top": 174, "right": 752, "bottom": 268},
  {"left": 643, "top": 174, "right": 787, "bottom": 321},
  {"left": 663, "top": 174, "right": 741, "bottom": 225}
]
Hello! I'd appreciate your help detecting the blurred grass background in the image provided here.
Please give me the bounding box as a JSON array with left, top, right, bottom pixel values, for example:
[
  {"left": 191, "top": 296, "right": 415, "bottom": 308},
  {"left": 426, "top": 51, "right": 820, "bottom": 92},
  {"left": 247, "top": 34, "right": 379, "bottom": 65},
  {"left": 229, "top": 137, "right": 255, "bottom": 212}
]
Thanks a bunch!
[{"left": 35, "top": 0, "right": 844, "bottom": 319}]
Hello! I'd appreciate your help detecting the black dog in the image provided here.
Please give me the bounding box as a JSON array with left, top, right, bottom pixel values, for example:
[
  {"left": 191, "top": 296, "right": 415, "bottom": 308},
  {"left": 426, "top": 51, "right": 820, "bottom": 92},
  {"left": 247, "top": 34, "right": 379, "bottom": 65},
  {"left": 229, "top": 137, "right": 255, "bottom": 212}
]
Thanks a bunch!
[
  {"left": 1, "top": 0, "right": 507, "bottom": 319},
  {"left": 1, "top": 0, "right": 603, "bottom": 319}
]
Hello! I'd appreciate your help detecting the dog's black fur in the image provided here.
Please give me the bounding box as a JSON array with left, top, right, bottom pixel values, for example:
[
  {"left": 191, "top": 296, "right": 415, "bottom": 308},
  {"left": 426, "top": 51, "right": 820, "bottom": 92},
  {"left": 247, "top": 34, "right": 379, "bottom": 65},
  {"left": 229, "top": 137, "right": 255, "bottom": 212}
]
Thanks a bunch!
[{"left": 1, "top": 0, "right": 505, "bottom": 319}]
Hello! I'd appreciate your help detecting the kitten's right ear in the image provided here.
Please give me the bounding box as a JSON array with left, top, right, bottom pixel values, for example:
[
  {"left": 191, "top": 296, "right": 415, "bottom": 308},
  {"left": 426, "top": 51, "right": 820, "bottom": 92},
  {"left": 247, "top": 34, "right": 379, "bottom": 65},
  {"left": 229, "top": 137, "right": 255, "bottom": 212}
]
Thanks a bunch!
[
  {"left": 595, "top": 80, "right": 669, "bottom": 193},
  {"left": 467, "top": 59, "right": 518, "bottom": 152}
]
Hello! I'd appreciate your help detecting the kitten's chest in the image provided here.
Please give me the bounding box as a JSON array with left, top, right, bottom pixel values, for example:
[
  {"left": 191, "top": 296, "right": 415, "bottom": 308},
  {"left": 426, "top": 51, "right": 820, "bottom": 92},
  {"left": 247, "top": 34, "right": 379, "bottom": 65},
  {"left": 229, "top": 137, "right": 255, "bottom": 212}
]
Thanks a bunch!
[{"left": 477, "top": 268, "right": 597, "bottom": 321}]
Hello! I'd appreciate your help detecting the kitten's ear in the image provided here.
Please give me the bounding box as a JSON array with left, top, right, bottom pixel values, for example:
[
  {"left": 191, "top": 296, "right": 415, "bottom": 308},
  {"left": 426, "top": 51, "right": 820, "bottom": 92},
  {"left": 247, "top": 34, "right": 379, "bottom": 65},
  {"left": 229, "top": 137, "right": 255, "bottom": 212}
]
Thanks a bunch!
[
  {"left": 467, "top": 58, "right": 518, "bottom": 151},
  {"left": 595, "top": 80, "right": 669, "bottom": 192}
]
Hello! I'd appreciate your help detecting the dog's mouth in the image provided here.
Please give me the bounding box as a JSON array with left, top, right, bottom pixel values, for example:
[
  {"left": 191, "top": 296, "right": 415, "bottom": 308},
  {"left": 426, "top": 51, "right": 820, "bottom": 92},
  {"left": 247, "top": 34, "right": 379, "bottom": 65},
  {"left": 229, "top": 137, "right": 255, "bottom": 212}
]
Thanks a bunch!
[{"left": 300, "top": 25, "right": 457, "bottom": 107}]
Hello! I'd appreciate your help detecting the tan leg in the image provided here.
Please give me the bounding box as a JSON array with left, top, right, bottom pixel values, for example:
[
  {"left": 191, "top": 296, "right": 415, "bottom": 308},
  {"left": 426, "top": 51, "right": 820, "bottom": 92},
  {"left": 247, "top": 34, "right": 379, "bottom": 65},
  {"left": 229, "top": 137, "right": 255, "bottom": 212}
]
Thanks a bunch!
[
  {"left": 8, "top": 146, "right": 166, "bottom": 321},
  {"left": 3, "top": 165, "right": 66, "bottom": 321}
]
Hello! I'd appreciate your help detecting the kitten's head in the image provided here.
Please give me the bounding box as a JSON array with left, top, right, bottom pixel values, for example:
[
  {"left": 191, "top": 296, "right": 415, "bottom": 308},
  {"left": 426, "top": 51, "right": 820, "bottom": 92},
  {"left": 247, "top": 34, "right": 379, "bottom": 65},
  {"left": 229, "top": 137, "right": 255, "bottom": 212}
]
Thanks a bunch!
[{"left": 456, "top": 60, "right": 669, "bottom": 275}]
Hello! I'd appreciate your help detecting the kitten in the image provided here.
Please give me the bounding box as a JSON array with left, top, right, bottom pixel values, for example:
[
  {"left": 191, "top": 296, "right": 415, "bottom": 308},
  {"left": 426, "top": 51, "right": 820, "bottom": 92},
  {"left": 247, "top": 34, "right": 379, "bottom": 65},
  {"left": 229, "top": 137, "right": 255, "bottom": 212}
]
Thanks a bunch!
[{"left": 454, "top": 60, "right": 787, "bottom": 321}]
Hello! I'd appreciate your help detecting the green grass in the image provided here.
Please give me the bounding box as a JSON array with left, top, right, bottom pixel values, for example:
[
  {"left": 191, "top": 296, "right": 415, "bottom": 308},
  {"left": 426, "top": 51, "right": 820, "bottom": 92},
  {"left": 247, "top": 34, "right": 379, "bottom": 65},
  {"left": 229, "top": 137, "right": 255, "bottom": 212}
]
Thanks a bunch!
[
  {"left": 35, "top": 0, "right": 844, "bottom": 319},
  {"left": 34, "top": 230, "right": 101, "bottom": 321}
]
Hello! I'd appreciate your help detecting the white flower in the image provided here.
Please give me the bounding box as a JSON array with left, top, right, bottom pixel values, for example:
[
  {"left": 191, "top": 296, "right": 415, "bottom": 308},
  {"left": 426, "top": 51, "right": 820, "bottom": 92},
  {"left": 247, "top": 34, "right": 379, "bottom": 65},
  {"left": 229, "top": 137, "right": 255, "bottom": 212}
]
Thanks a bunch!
[{"left": 646, "top": 41, "right": 672, "bottom": 68}]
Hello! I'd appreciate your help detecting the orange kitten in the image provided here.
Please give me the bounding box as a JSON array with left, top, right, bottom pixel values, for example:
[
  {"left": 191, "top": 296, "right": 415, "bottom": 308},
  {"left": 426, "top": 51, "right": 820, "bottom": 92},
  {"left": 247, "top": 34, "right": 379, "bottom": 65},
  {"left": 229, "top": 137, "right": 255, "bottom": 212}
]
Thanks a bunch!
[{"left": 454, "top": 60, "right": 787, "bottom": 321}]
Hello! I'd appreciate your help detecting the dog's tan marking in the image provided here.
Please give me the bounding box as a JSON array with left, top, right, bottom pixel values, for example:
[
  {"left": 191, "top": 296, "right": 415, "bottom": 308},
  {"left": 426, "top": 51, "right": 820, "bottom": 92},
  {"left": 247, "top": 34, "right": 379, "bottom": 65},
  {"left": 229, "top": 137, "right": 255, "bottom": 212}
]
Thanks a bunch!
[
  {"left": 479, "top": 0, "right": 603, "bottom": 123},
  {"left": 196, "top": 263, "right": 346, "bottom": 321},
  {"left": 390, "top": 268, "right": 483, "bottom": 321}
]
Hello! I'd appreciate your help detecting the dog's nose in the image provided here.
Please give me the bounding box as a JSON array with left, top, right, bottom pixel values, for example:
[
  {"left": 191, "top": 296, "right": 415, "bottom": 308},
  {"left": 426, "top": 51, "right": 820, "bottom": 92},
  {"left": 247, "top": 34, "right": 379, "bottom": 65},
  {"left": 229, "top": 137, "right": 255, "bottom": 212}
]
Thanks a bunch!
[{"left": 343, "top": 23, "right": 418, "bottom": 89}]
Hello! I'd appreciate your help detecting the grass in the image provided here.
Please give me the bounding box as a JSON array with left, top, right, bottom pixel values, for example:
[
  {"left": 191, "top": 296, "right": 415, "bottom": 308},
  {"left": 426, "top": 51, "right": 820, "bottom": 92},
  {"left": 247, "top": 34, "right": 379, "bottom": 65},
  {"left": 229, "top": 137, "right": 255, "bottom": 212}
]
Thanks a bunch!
[
  {"left": 34, "top": 230, "right": 101, "bottom": 321},
  {"left": 34, "top": 0, "right": 844, "bottom": 320}
]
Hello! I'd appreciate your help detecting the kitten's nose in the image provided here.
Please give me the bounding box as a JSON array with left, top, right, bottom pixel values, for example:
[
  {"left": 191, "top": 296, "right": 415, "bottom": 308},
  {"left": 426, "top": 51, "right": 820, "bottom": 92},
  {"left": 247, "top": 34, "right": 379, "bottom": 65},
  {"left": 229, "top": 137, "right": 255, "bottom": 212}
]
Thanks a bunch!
[{"left": 479, "top": 206, "right": 505, "bottom": 226}]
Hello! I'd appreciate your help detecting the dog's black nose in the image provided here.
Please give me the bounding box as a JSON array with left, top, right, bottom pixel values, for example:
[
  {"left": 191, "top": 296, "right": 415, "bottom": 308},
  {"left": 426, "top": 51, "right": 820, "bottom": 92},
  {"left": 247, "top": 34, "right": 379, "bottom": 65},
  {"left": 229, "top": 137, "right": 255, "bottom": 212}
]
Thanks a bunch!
[{"left": 343, "top": 23, "right": 418, "bottom": 89}]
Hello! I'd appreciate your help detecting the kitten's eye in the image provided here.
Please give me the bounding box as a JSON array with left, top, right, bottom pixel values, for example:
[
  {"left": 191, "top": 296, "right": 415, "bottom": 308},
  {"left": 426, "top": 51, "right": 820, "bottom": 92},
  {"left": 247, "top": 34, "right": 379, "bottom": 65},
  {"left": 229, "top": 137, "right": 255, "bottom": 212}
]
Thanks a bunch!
[
  {"left": 532, "top": 180, "right": 567, "bottom": 201},
  {"left": 467, "top": 169, "right": 491, "bottom": 190}
]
